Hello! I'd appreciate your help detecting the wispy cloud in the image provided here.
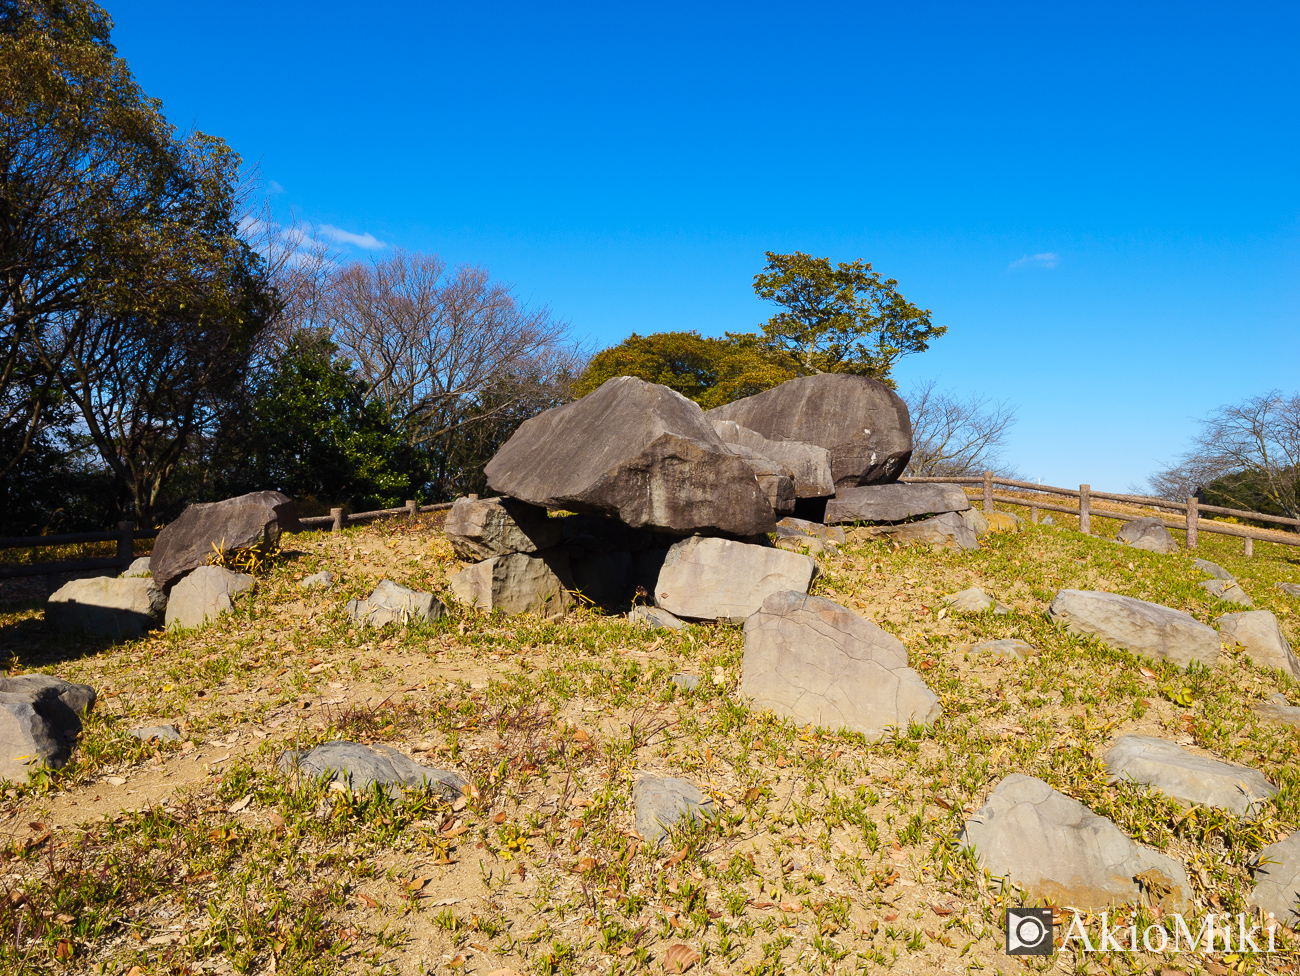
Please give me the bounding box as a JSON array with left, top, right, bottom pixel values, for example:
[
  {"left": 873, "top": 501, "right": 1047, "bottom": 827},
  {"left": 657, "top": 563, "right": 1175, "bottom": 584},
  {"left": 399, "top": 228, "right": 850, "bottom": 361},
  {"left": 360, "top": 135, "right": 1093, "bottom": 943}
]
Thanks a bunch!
[
  {"left": 267, "top": 180, "right": 285, "bottom": 195},
  {"left": 319, "top": 224, "right": 386, "bottom": 249},
  {"left": 1008, "top": 252, "right": 1059, "bottom": 270}
]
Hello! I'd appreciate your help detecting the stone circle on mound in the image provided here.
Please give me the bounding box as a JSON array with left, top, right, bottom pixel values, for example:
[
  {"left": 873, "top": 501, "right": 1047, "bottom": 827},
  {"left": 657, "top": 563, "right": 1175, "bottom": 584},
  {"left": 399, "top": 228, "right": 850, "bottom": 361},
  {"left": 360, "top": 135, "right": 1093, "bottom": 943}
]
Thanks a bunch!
[
  {"left": 739, "top": 590, "right": 941, "bottom": 740},
  {"left": 654, "top": 537, "right": 815, "bottom": 623},
  {"left": 1104, "top": 734, "right": 1278, "bottom": 815},
  {"left": 1047, "top": 589, "right": 1220, "bottom": 667}
]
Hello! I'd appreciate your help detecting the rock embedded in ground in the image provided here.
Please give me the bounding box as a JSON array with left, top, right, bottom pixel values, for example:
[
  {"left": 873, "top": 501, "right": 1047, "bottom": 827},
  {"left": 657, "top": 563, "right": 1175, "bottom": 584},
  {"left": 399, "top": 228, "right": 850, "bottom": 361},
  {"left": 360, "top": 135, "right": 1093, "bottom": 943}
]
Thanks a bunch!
[
  {"left": 846, "top": 511, "right": 979, "bottom": 551},
  {"left": 299, "top": 571, "right": 334, "bottom": 591},
  {"left": 711, "top": 420, "right": 835, "bottom": 498},
  {"left": 959, "top": 508, "right": 989, "bottom": 536},
  {"left": 150, "top": 490, "right": 300, "bottom": 591},
  {"left": 654, "top": 537, "right": 815, "bottom": 623},
  {"left": 1041, "top": 515, "right": 1056, "bottom": 525},
  {"left": 280, "top": 741, "right": 465, "bottom": 799},
  {"left": 706, "top": 373, "right": 912, "bottom": 488},
  {"left": 449, "top": 552, "right": 571, "bottom": 618},
  {"left": 1201, "top": 578, "right": 1253, "bottom": 607},
  {"left": 669, "top": 673, "right": 700, "bottom": 691},
  {"left": 775, "top": 518, "right": 846, "bottom": 544},
  {"left": 1116, "top": 517, "right": 1179, "bottom": 554},
  {"left": 1216, "top": 609, "right": 1300, "bottom": 677},
  {"left": 968, "top": 638, "right": 1037, "bottom": 662},
  {"left": 347, "top": 579, "right": 447, "bottom": 628},
  {"left": 1254, "top": 700, "right": 1300, "bottom": 726},
  {"left": 1250, "top": 831, "right": 1300, "bottom": 925},
  {"left": 164, "top": 565, "right": 256, "bottom": 631},
  {"left": 943, "top": 587, "right": 1010, "bottom": 614},
  {"left": 632, "top": 774, "right": 713, "bottom": 847},
  {"left": 1278, "top": 582, "right": 1300, "bottom": 597},
  {"left": 959, "top": 773, "right": 1192, "bottom": 910},
  {"left": 443, "top": 496, "right": 562, "bottom": 561},
  {"left": 824, "top": 483, "right": 970, "bottom": 524},
  {"left": 131, "top": 724, "right": 181, "bottom": 742},
  {"left": 120, "top": 557, "right": 152, "bottom": 578},
  {"left": 1047, "top": 589, "right": 1220, "bottom": 667},
  {"left": 484, "top": 376, "right": 776, "bottom": 537},
  {"left": 628, "top": 605, "right": 686, "bottom": 631},
  {"left": 982, "top": 510, "right": 1022, "bottom": 534},
  {"left": 0, "top": 677, "right": 95, "bottom": 782},
  {"left": 740, "top": 590, "right": 941, "bottom": 740},
  {"left": 1193, "top": 559, "right": 1235, "bottom": 582},
  {"left": 1104, "top": 734, "right": 1278, "bottom": 815},
  {"left": 46, "top": 576, "right": 166, "bottom": 639}
]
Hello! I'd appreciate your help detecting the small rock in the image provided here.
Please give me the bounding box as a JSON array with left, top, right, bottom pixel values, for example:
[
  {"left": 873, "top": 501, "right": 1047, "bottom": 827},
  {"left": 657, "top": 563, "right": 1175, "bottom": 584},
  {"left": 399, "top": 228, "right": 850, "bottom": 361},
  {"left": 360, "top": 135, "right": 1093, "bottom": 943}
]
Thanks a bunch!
[
  {"left": 165, "top": 565, "right": 256, "bottom": 631},
  {"left": 943, "top": 587, "right": 1010, "bottom": 614},
  {"left": 982, "top": 511, "right": 1023, "bottom": 534},
  {"left": 1253, "top": 700, "right": 1300, "bottom": 726},
  {"left": 1250, "top": 831, "right": 1300, "bottom": 925},
  {"left": 449, "top": 552, "right": 571, "bottom": 618},
  {"left": 655, "top": 537, "right": 815, "bottom": 623},
  {"left": 46, "top": 576, "right": 166, "bottom": 639},
  {"left": 959, "top": 774, "right": 1192, "bottom": 910},
  {"left": 121, "top": 557, "right": 152, "bottom": 578},
  {"left": 968, "top": 639, "right": 1037, "bottom": 662},
  {"left": 846, "top": 511, "right": 979, "bottom": 551},
  {"left": 1276, "top": 582, "right": 1300, "bottom": 598},
  {"left": 1193, "top": 559, "right": 1235, "bottom": 582},
  {"left": 131, "top": 724, "right": 181, "bottom": 742},
  {"left": 670, "top": 673, "right": 700, "bottom": 691},
  {"left": 1116, "top": 517, "right": 1178, "bottom": 554},
  {"left": 628, "top": 606, "right": 686, "bottom": 631},
  {"left": 347, "top": 579, "right": 446, "bottom": 628},
  {"left": 443, "top": 496, "right": 562, "bottom": 561},
  {"left": 959, "top": 508, "right": 989, "bottom": 536},
  {"left": 1105, "top": 734, "right": 1277, "bottom": 815},
  {"left": 1041, "top": 515, "right": 1056, "bottom": 526},
  {"left": 1201, "top": 579, "right": 1253, "bottom": 607},
  {"left": 105, "top": 776, "right": 127, "bottom": 787},
  {"left": 299, "top": 571, "right": 334, "bottom": 591},
  {"left": 279, "top": 741, "right": 465, "bottom": 799},
  {"left": 632, "top": 774, "right": 713, "bottom": 847},
  {"left": 1216, "top": 610, "right": 1300, "bottom": 677},
  {"left": 1047, "top": 589, "right": 1220, "bottom": 668}
]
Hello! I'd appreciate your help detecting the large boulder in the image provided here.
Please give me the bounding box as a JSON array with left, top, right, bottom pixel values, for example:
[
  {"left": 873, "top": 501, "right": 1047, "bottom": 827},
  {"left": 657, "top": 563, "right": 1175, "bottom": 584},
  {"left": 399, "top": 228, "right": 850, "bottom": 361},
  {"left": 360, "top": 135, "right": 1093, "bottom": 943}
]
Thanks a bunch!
[
  {"left": 740, "top": 591, "right": 941, "bottom": 739},
  {"left": 449, "top": 552, "right": 572, "bottom": 618},
  {"left": 1104, "top": 735, "right": 1278, "bottom": 815},
  {"left": 1216, "top": 610, "right": 1300, "bottom": 677},
  {"left": 654, "top": 537, "right": 815, "bottom": 623},
  {"left": 1116, "top": 517, "right": 1178, "bottom": 554},
  {"left": 346, "top": 579, "right": 447, "bottom": 628},
  {"left": 825, "top": 483, "right": 970, "bottom": 524},
  {"left": 443, "top": 496, "right": 561, "bottom": 561},
  {"left": 632, "top": 774, "right": 714, "bottom": 847},
  {"left": 959, "top": 774, "right": 1192, "bottom": 910},
  {"left": 1047, "top": 589, "right": 1220, "bottom": 667},
  {"left": 705, "top": 374, "right": 912, "bottom": 488},
  {"left": 711, "top": 420, "right": 834, "bottom": 498},
  {"left": 0, "top": 676, "right": 95, "bottom": 783},
  {"left": 164, "top": 565, "right": 256, "bottom": 631},
  {"left": 1250, "top": 831, "right": 1300, "bottom": 925},
  {"left": 846, "top": 511, "right": 978, "bottom": 551},
  {"left": 46, "top": 576, "right": 165, "bottom": 639},
  {"left": 484, "top": 376, "right": 776, "bottom": 536},
  {"left": 280, "top": 741, "right": 464, "bottom": 800},
  {"left": 719, "top": 443, "right": 795, "bottom": 515},
  {"left": 150, "top": 491, "right": 300, "bottom": 591}
]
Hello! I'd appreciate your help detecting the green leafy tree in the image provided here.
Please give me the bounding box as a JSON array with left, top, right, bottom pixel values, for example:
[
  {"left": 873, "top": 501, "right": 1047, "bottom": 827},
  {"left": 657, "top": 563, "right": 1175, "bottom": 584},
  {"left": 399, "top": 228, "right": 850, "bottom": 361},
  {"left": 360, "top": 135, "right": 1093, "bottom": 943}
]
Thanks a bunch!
[{"left": 752, "top": 251, "right": 945, "bottom": 382}]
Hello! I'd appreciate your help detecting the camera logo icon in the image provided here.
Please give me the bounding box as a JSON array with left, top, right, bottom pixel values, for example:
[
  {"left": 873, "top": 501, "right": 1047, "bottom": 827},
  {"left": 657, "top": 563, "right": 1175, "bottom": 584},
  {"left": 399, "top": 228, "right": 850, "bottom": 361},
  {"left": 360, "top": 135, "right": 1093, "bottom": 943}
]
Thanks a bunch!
[{"left": 1005, "top": 907, "right": 1053, "bottom": 955}]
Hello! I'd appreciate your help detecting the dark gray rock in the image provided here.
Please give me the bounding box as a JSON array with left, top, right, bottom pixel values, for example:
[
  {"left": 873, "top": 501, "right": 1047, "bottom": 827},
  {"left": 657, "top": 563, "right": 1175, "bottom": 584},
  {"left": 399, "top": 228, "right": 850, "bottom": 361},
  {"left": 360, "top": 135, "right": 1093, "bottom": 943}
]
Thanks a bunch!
[
  {"left": 1116, "top": 517, "right": 1178, "bottom": 554},
  {"left": 164, "top": 565, "right": 256, "bottom": 631},
  {"left": 719, "top": 442, "right": 796, "bottom": 514},
  {"left": 711, "top": 420, "right": 834, "bottom": 498},
  {"left": 775, "top": 518, "right": 846, "bottom": 544},
  {"left": 0, "top": 676, "right": 94, "bottom": 782},
  {"left": 846, "top": 511, "right": 979, "bottom": 551},
  {"left": 1048, "top": 589, "right": 1220, "bottom": 667},
  {"left": 347, "top": 579, "right": 447, "bottom": 627},
  {"left": 632, "top": 774, "right": 714, "bottom": 847},
  {"left": 150, "top": 491, "right": 300, "bottom": 591},
  {"left": 825, "top": 483, "right": 970, "bottom": 524},
  {"left": 629, "top": 605, "right": 686, "bottom": 631},
  {"left": 280, "top": 741, "right": 465, "bottom": 799},
  {"left": 1250, "top": 831, "right": 1300, "bottom": 924},
  {"left": 443, "top": 496, "right": 562, "bottom": 561},
  {"left": 46, "top": 577, "right": 166, "bottom": 639},
  {"left": 740, "top": 591, "right": 941, "bottom": 740},
  {"left": 654, "top": 537, "right": 815, "bottom": 623},
  {"left": 484, "top": 376, "right": 776, "bottom": 537},
  {"left": 1193, "top": 559, "right": 1235, "bottom": 582},
  {"left": 1105, "top": 734, "right": 1278, "bottom": 814},
  {"left": 706, "top": 373, "right": 912, "bottom": 488},
  {"left": 130, "top": 724, "right": 181, "bottom": 742},
  {"left": 1216, "top": 610, "right": 1300, "bottom": 676},
  {"left": 959, "top": 774, "right": 1192, "bottom": 910},
  {"left": 449, "top": 552, "right": 572, "bottom": 617},
  {"left": 1202, "top": 578, "right": 1253, "bottom": 606}
]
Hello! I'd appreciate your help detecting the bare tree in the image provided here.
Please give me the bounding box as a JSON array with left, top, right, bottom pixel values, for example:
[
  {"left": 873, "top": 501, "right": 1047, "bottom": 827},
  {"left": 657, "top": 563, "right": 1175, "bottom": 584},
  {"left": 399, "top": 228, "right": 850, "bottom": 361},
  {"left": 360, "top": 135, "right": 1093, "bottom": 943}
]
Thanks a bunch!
[
  {"left": 903, "top": 380, "right": 1018, "bottom": 477},
  {"left": 325, "top": 249, "right": 577, "bottom": 447}
]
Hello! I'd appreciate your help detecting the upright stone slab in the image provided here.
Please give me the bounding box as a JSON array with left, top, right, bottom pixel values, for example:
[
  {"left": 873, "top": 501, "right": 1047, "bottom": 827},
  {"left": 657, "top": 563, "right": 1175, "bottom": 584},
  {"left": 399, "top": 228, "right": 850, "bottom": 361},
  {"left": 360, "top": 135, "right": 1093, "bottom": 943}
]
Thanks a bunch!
[
  {"left": 164, "top": 565, "right": 256, "bottom": 631},
  {"left": 1116, "top": 517, "right": 1178, "bottom": 554},
  {"left": 705, "top": 373, "right": 912, "bottom": 488},
  {"left": 1216, "top": 610, "right": 1300, "bottom": 677},
  {"left": 150, "top": 491, "right": 300, "bottom": 590},
  {"left": 632, "top": 774, "right": 714, "bottom": 847},
  {"left": 1047, "top": 589, "right": 1220, "bottom": 667},
  {"left": 959, "top": 774, "right": 1192, "bottom": 910},
  {"left": 449, "top": 552, "right": 571, "bottom": 618},
  {"left": 443, "top": 496, "right": 561, "bottom": 561},
  {"left": 280, "top": 741, "right": 465, "bottom": 800},
  {"left": 1250, "top": 831, "right": 1300, "bottom": 925},
  {"left": 347, "top": 580, "right": 447, "bottom": 628},
  {"left": 46, "top": 577, "right": 165, "bottom": 639},
  {"left": 847, "top": 511, "right": 978, "bottom": 551},
  {"left": 825, "top": 483, "right": 970, "bottom": 524},
  {"left": 484, "top": 376, "right": 776, "bottom": 537},
  {"left": 1105, "top": 735, "right": 1278, "bottom": 815},
  {"left": 740, "top": 591, "right": 941, "bottom": 739},
  {"left": 711, "top": 420, "right": 834, "bottom": 498},
  {"left": 654, "top": 537, "right": 815, "bottom": 623}
]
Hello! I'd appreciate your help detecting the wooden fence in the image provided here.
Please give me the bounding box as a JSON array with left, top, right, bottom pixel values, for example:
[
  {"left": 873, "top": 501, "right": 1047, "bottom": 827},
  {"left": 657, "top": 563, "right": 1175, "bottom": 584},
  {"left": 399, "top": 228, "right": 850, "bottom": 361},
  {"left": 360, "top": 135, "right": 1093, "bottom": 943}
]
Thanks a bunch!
[
  {"left": 0, "top": 498, "right": 456, "bottom": 581},
  {"left": 903, "top": 472, "right": 1300, "bottom": 556}
]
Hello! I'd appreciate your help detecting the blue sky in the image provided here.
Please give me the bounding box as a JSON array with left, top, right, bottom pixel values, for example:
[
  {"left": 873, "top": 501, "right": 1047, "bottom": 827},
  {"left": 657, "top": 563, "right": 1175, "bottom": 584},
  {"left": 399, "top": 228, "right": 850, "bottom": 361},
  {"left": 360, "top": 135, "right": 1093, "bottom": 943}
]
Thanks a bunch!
[{"left": 108, "top": 1, "right": 1298, "bottom": 491}]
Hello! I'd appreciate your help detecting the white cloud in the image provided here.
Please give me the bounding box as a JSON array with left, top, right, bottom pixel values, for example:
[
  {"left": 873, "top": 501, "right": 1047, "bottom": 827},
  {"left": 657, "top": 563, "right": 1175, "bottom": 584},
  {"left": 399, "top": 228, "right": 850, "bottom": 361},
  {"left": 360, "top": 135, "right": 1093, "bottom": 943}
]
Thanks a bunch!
[
  {"left": 267, "top": 180, "right": 285, "bottom": 195},
  {"left": 1008, "top": 252, "right": 1059, "bottom": 270},
  {"left": 318, "top": 224, "right": 386, "bottom": 249}
]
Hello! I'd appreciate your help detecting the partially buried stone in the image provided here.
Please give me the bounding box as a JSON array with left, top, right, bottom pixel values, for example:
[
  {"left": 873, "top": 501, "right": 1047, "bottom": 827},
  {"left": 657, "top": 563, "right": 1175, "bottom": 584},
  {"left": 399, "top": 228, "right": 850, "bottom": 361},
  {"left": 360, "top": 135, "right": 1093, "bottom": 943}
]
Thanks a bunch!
[
  {"left": 1278, "top": 582, "right": 1300, "bottom": 598},
  {"left": 347, "top": 580, "right": 446, "bottom": 628},
  {"left": 165, "top": 565, "right": 256, "bottom": 631},
  {"left": 1201, "top": 578, "right": 1253, "bottom": 607},
  {"left": 943, "top": 587, "right": 1010, "bottom": 614},
  {"left": 1249, "top": 831, "right": 1300, "bottom": 925},
  {"left": 1104, "top": 734, "right": 1278, "bottom": 815},
  {"left": 959, "top": 774, "right": 1192, "bottom": 910},
  {"left": 279, "top": 741, "right": 465, "bottom": 799},
  {"left": 775, "top": 518, "right": 845, "bottom": 544},
  {"left": 299, "top": 571, "right": 334, "bottom": 591},
  {"left": 774, "top": 534, "right": 838, "bottom": 557},
  {"left": 628, "top": 605, "right": 686, "bottom": 631},
  {"left": 654, "top": 537, "right": 815, "bottom": 623},
  {"left": 968, "top": 639, "right": 1037, "bottom": 662},
  {"left": 1216, "top": 609, "right": 1300, "bottom": 677},
  {"left": 1253, "top": 696, "right": 1300, "bottom": 726},
  {"left": 632, "top": 774, "right": 713, "bottom": 847},
  {"left": 131, "top": 724, "right": 181, "bottom": 742},
  {"left": 846, "top": 512, "right": 978, "bottom": 551},
  {"left": 1116, "top": 517, "right": 1178, "bottom": 554},
  {"left": 449, "top": 552, "right": 571, "bottom": 618},
  {"left": 443, "top": 496, "right": 561, "bottom": 561},
  {"left": 1193, "top": 559, "right": 1235, "bottom": 582},
  {"left": 1047, "top": 589, "right": 1220, "bottom": 668},
  {"left": 669, "top": 673, "right": 700, "bottom": 691}
]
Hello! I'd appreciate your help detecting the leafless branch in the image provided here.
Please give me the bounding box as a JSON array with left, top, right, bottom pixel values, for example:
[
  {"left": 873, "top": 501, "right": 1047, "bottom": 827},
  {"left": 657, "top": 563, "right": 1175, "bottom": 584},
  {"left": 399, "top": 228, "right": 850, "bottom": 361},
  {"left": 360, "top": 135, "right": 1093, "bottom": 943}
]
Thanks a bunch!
[{"left": 903, "top": 380, "right": 1018, "bottom": 477}]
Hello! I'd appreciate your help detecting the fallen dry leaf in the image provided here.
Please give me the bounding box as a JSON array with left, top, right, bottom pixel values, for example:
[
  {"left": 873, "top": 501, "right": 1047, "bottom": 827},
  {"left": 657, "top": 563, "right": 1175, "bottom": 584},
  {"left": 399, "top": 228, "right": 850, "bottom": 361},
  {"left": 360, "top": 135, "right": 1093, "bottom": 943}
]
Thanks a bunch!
[
  {"left": 356, "top": 893, "right": 378, "bottom": 909},
  {"left": 663, "top": 943, "right": 701, "bottom": 974},
  {"left": 227, "top": 794, "right": 252, "bottom": 814},
  {"left": 492, "top": 811, "right": 507, "bottom": 824},
  {"left": 448, "top": 953, "right": 467, "bottom": 969},
  {"left": 661, "top": 847, "right": 689, "bottom": 869}
]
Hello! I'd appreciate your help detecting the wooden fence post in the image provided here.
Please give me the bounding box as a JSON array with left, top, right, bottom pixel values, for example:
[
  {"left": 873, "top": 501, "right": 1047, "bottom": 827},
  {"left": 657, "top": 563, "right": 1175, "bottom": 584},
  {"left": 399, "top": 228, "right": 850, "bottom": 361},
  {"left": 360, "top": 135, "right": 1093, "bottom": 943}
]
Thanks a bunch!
[
  {"left": 330, "top": 507, "right": 345, "bottom": 532},
  {"left": 1185, "top": 496, "right": 1198, "bottom": 549},
  {"left": 1079, "top": 485, "right": 1091, "bottom": 534},
  {"left": 406, "top": 499, "right": 417, "bottom": 519},
  {"left": 117, "top": 520, "right": 135, "bottom": 569},
  {"left": 1245, "top": 536, "right": 1254, "bottom": 557},
  {"left": 983, "top": 470, "right": 994, "bottom": 512}
]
